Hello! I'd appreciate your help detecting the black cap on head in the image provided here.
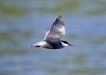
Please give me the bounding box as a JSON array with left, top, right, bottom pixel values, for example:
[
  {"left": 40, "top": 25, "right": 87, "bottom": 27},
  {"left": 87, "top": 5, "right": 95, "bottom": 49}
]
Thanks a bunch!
[{"left": 61, "top": 40, "right": 69, "bottom": 44}]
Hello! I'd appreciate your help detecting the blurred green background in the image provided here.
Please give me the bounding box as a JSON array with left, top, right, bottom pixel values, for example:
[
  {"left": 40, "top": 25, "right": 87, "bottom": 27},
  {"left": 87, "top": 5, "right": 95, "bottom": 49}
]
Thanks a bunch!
[{"left": 0, "top": 0, "right": 106, "bottom": 75}]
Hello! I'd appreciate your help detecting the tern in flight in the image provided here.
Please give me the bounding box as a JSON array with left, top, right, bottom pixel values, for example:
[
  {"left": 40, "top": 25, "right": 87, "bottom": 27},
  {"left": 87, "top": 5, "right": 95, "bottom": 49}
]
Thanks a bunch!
[{"left": 30, "top": 16, "right": 73, "bottom": 49}]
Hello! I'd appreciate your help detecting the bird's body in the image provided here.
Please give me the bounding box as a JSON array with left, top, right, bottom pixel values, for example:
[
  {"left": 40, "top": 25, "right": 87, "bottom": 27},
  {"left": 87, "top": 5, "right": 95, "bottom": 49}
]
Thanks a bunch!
[{"left": 30, "top": 16, "right": 73, "bottom": 49}]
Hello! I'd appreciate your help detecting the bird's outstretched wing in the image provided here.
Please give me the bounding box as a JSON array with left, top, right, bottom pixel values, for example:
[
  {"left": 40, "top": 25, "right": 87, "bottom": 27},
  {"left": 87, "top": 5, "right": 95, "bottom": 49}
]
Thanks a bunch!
[{"left": 44, "top": 16, "right": 66, "bottom": 41}]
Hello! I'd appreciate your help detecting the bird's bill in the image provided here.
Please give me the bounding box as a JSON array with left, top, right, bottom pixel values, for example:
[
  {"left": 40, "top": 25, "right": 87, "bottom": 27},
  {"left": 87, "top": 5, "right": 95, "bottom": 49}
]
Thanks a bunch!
[{"left": 68, "top": 44, "right": 73, "bottom": 46}]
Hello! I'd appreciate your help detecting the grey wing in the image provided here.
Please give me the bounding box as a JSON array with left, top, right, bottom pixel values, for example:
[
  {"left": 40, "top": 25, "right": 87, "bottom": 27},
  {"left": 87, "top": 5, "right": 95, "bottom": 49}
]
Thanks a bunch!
[{"left": 44, "top": 16, "right": 66, "bottom": 40}]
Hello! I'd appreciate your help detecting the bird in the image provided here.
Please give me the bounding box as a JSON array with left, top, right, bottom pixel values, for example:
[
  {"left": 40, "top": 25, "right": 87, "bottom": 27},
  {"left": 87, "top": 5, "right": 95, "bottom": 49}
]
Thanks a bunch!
[{"left": 30, "top": 16, "right": 73, "bottom": 49}]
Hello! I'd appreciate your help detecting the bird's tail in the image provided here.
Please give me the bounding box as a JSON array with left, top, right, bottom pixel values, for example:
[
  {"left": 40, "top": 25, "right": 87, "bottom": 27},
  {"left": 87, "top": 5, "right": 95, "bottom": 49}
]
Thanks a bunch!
[{"left": 28, "top": 44, "right": 35, "bottom": 47}]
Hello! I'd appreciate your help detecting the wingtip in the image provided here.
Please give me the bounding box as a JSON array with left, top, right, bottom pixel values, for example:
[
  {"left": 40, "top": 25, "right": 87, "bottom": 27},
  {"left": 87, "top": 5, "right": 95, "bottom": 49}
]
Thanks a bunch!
[
  {"left": 58, "top": 15, "right": 62, "bottom": 17},
  {"left": 53, "top": 15, "right": 64, "bottom": 25},
  {"left": 58, "top": 15, "right": 62, "bottom": 20}
]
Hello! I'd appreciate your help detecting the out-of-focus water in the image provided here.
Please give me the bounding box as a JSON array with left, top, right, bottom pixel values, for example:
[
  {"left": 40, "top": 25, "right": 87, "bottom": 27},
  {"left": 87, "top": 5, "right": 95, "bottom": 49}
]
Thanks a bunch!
[{"left": 0, "top": 0, "right": 106, "bottom": 75}]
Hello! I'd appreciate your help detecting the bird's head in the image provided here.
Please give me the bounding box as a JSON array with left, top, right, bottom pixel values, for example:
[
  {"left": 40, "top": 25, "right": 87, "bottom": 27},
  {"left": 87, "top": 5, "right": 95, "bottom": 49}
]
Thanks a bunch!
[{"left": 61, "top": 40, "right": 73, "bottom": 47}]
